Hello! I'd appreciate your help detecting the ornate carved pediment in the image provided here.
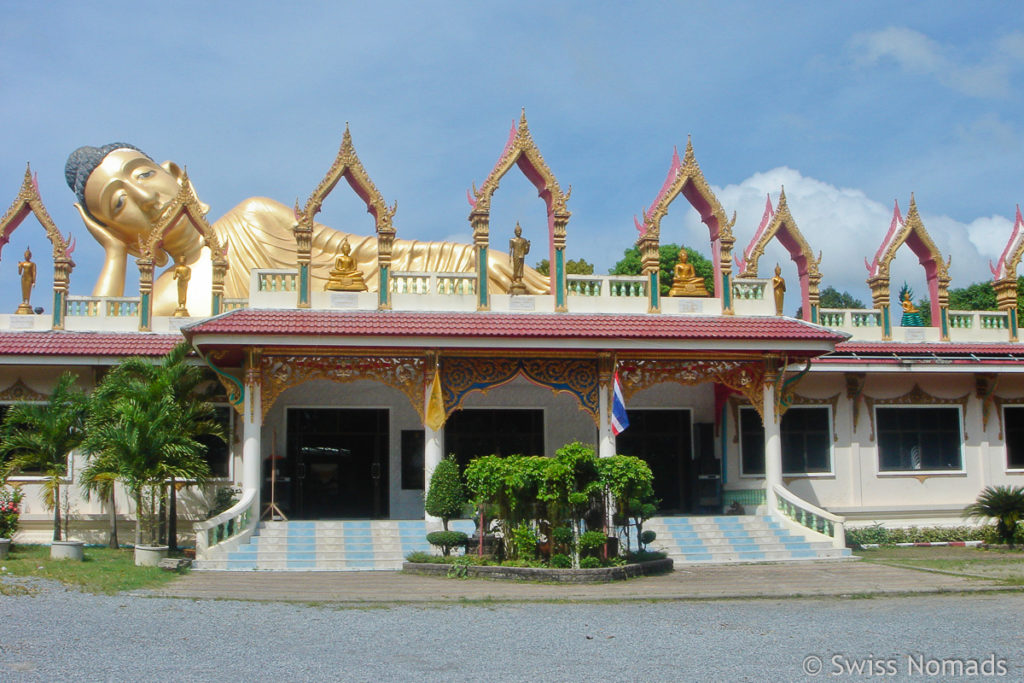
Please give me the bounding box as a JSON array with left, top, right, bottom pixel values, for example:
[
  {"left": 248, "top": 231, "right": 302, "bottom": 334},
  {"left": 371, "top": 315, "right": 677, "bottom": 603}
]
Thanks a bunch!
[
  {"left": 261, "top": 352, "right": 427, "bottom": 422},
  {"left": 440, "top": 355, "right": 598, "bottom": 424},
  {"left": 865, "top": 195, "right": 951, "bottom": 318},
  {"left": 0, "top": 165, "right": 74, "bottom": 263},
  {"left": 140, "top": 171, "right": 225, "bottom": 264},
  {"left": 618, "top": 358, "right": 765, "bottom": 420},
  {"left": 0, "top": 378, "right": 47, "bottom": 402},
  {"left": 298, "top": 125, "right": 397, "bottom": 249}
]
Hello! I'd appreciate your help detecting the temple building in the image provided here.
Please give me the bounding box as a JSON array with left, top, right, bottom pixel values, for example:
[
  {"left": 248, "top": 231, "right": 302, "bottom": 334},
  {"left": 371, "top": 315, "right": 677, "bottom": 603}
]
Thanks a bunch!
[{"left": 2, "top": 116, "right": 1023, "bottom": 569}]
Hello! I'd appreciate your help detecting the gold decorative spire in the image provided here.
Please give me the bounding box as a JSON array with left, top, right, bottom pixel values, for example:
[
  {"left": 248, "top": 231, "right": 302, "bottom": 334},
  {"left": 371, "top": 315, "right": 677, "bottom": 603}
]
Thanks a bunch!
[{"left": 0, "top": 164, "right": 74, "bottom": 262}]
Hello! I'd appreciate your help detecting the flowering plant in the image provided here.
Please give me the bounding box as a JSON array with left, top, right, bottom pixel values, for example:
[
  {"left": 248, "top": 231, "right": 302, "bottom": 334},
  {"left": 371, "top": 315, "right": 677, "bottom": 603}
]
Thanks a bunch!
[{"left": 0, "top": 486, "right": 23, "bottom": 539}]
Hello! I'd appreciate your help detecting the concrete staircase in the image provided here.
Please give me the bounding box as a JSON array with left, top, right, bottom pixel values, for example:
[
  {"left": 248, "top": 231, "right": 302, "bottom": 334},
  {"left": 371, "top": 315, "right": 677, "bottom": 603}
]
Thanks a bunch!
[
  {"left": 193, "top": 519, "right": 474, "bottom": 571},
  {"left": 644, "top": 514, "right": 853, "bottom": 564}
]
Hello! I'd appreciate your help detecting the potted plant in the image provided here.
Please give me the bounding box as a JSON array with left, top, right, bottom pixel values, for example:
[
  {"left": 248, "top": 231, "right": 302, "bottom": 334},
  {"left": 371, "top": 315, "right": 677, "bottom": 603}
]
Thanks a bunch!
[{"left": 0, "top": 372, "right": 88, "bottom": 560}]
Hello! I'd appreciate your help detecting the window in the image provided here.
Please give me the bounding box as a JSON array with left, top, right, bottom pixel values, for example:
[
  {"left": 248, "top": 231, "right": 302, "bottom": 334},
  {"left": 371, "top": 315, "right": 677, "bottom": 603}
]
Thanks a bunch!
[
  {"left": 196, "top": 405, "right": 232, "bottom": 478},
  {"left": 1004, "top": 406, "right": 1024, "bottom": 470},
  {"left": 876, "top": 407, "right": 962, "bottom": 472},
  {"left": 739, "top": 406, "right": 832, "bottom": 476},
  {"left": 444, "top": 409, "right": 544, "bottom": 471}
]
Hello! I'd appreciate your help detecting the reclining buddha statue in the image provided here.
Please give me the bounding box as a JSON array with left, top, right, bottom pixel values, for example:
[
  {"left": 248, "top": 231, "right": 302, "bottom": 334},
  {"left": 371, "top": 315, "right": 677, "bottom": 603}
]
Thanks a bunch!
[{"left": 66, "top": 143, "right": 549, "bottom": 316}]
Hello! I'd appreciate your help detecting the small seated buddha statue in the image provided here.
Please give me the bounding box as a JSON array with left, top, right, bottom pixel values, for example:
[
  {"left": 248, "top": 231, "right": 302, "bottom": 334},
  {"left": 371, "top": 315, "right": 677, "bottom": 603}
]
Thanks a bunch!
[
  {"left": 668, "top": 249, "right": 708, "bottom": 297},
  {"left": 325, "top": 238, "right": 368, "bottom": 291}
]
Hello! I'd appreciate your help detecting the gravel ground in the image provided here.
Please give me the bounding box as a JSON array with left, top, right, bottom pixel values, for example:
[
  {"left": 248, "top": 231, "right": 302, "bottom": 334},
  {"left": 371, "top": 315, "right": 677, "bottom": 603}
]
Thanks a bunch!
[{"left": 1, "top": 576, "right": 1021, "bottom": 682}]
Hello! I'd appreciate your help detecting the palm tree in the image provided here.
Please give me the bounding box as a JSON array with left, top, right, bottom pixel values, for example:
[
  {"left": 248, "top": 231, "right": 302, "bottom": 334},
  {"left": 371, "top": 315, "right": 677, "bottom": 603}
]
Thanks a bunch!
[
  {"left": 964, "top": 485, "right": 1024, "bottom": 548},
  {"left": 79, "top": 453, "right": 120, "bottom": 548},
  {"left": 83, "top": 343, "right": 220, "bottom": 548},
  {"left": 0, "top": 372, "right": 87, "bottom": 541}
]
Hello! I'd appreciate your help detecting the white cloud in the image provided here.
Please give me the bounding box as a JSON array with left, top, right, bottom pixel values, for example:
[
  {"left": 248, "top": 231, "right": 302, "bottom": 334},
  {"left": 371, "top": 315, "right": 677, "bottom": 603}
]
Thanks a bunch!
[
  {"left": 701, "top": 167, "right": 1014, "bottom": 304},
  {"left": 849, "top": 26, "right": 1023, "bottom": 98}
]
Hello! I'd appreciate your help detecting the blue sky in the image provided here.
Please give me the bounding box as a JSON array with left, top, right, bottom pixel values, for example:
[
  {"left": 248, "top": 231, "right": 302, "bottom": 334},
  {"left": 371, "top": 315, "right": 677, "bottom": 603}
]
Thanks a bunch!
[{"left": 1, "top": 2, "right": 1022, "bottom": 315}]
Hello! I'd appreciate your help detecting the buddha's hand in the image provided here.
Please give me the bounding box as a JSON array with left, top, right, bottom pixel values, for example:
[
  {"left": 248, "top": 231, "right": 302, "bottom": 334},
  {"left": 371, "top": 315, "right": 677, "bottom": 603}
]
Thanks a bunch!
[{"left": 74, "top": 203, "right": 127, "bottom": 256}]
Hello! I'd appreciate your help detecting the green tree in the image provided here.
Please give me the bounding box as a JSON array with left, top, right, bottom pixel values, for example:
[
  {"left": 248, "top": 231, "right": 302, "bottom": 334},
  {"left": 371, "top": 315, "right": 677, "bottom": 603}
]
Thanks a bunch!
[
  {"left": 964, "top": 485, "right": 1024, "bottom": 548},
  {"left": 597, "top": 455, "right": 657, "bottom": 551},
  {"left": 424, "top": 454, "right": 466, "bottom": 531},
  {"left": 534, "top": 258, "right": 595, "bottom": 276},
  {"left": 83, "top": 343, "right": 220, "bottom": 548},
  {"left": 610, "top": 244, "right": 713, "bottom": 296},
  {"left": 538, "top": 442, "right": 603, "bottom": 568},
  {"left": 0, "top": 372, "right": 87, "bottom": 541},
  {"left": 948, "top": 281, "right": 998, "bottom": 311},
  {"left": 819, "top": 286, "right": 866, "bottom": 309},
  {"left": 79, "top": 461, "right": 120, "bottom": 548}
]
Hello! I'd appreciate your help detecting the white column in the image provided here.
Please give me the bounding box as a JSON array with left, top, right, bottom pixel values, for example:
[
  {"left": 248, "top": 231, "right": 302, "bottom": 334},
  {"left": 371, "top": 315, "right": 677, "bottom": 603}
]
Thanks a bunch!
[
  {"left": 763, "top": 379, "right": 782, "bottom": 511},
  {"left": 241, "top": 379, "right": 262, "bottom": 528},
  {"left": 598, "top": 377, "right": 615, "bottom": 459},
  {"left": 423, "top": 424, "right": 443, "bottom": 524}
]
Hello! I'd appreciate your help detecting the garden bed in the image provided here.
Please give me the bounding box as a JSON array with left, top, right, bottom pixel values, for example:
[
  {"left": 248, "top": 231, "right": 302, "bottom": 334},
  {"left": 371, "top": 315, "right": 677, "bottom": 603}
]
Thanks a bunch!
[{"left": 403, "top": 557, "right": 673, "bottom": 583}]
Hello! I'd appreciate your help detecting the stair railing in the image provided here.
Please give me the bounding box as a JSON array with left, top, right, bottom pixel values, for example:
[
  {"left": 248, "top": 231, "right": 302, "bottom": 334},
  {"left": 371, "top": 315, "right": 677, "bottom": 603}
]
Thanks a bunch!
[
  {"left": 772, "top": 484, "right": 846, "bottom": 549},
  {"left": 193, "top": 488, "right": 258, "bottom": 559}
]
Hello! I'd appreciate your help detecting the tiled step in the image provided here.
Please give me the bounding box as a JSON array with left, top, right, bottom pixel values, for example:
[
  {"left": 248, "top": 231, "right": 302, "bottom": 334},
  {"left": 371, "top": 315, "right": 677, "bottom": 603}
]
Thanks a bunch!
[
  {"left": 193, "top": 519, "right": 474, "bottom": 571},
  {"left": 645, "top": 514, "right": 853, "bottom": 565}
]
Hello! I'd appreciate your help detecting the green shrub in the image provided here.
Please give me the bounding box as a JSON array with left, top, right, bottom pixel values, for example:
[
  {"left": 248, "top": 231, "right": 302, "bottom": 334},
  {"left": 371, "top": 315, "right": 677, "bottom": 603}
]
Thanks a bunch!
[
  {"left": 206, "top": 486, "right": 240, "bottom": 519},
  {"left": 0, "top": 486, "right": 23, "bottom": 539},
  {"left": 626, "top": 550, "right": 667, "bottom": 563},
  {"left": 964, "top": 485, "right": 1024, "bottom": 547},
  {"left": 426, "top": 530, "right": 469, "bottom": 557},
  {"left": 579, "top": 556, "right": 601, "bottom": 569},
  {"left": 549, "top": 553, "right": 571, "bottom": 568},
  {"left": 551, "top": 525, "right": 573, "bottom": 548},
  {"left": 510, "top": 522, "right": 538, "bottom": 560},
  {"left": 425, "top": 455, "right": 466, "bottom": 530},
  {"left": 845, "top": 523, "right": 997, "bottom": 548},
  {"left": 579, "top": 530, "right": 607, "bottom": 557},
  {"left": 640, "top": 529, "right": 656, "bottom": 546}
]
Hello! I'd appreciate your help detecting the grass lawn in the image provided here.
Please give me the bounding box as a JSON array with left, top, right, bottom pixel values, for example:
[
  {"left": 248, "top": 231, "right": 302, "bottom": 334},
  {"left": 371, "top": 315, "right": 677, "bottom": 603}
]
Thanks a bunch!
[
  {"left": 0, "top": 544, "right": 187, "bottom": 595},
  {"left": 855, "top": 546, "right": 1024, "bottom": 584}
]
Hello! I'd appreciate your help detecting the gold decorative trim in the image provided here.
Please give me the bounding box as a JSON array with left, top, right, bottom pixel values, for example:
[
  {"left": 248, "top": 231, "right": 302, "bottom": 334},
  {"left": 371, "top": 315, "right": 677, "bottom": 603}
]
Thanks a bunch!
[
  {"left": 619, "top": 358, "right": 764, "bottom": 421},
  {"left": 863, "top": 384, "right": 970, "bottom": 442},
  {"left": 636, "top": 139, "right": 736, "bottom": 301},
  {"left": 0, "top": 165, "right": 74, "bottom": 264},
  {"left": 468, "top": 111, "right": 567, "bottom": 296},
  {"left": 260, "top": 353, "right": 427, "bottom": 422},
  {"left": 297, "top": 125, "right": 397, "bottom": 279},
  {"left": 737, "top": 189, "right": 822, "bottom": 317},
  {"left": 866, "top": 195, "right": 951, "bottom": 323},
  {"left": 0, "top": 378, "right": 48, "bottom": 402},
  {"left": 845, "top": 372, "right": 866, "bottom": 434}
]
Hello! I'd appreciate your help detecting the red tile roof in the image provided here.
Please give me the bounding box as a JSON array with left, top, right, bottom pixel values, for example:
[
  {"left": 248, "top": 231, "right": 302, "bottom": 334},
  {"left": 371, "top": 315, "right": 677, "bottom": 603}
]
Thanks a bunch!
[
  {"left": 0, "top": 332, "right": 182, "bottom": 357},
  {"left": 821, "top": 341, "right": 1024, "bottom": 364},
  {"left": 184, "top": 309, "right": 846, "bottom": 343}
]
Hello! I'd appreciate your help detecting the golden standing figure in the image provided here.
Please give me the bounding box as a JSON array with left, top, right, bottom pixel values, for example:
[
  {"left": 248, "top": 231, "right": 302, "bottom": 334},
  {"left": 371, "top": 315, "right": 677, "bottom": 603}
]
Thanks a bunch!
[
  {"left": 65, "top": 144, "right": 549, "bottom": 316},
  {"left": 325, "top": 238, "right": 367, "bottom": 291},
  {"left": 668, "top": 249, "right": 708, "bottom": 297},
  {"left": 172, "top": 255, "right": 191, "bottom": 317},
  {"left": 16, "top": 247, "right": 36, "bottom": 315},
  {"left": 509, "top": 222, "right": 530, "bottom": 295},
  {"left": 771, "top": 263, "right": 786, "bottom": 316}
]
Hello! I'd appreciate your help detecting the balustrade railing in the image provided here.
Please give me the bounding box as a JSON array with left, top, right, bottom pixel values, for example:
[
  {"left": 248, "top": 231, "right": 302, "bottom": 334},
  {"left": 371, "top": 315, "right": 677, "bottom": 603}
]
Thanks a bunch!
[
  {"left": 773, "top": 484, "right": 846, "bottom": 549},
  {"left": 257, "top": 270, "right": 298, "bottom": 293},
  {"left": 980, "top": 312, "right": 1009, "bottom": 330},
  {"left": 566, "top": 275, "right": 646, "bottom": 297},
  {"left": 193, "top": 488, "right": 257, "bottom": 559},
  {"left": 850, "top": 310, "right": 882, "bottom": 327},
  {"left": 948, "top": 313, "right": 973, "bottom": 329},
  {"left": 390, "top": 272, "right": 475, "bottom": 295},
  {"left": 222, "top": 298, "right": 248, "bottom": 312},
  {"left": 817, "top": 310, "right": 845, "bottom": 327},
  {"left": 66, "top": 296, "right": 140, "bottom": 317},
  {"left": 66, "top": 296, "right": 100, "bottom": 317},
  {"left": 732, "top": 279, "right": 767, "bottom": 301}
]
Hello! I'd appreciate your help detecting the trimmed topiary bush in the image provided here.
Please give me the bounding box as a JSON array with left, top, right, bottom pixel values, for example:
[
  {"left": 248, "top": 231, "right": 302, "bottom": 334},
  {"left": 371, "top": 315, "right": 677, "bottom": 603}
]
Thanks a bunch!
[
  {"left": 579, "top": 529, "right": 607, "bottom": 557},
  {"left": 640, "top": 529, "right": 656, "bottom": 547},
  {"left": 426, "top": 530, "right": 469, "bottom": 557},
  {"left": 549, "top": 553, "right": 571, "bottom": 568},
  {"left": 425, "top": 454, "right": 466, "bottom": 531}
]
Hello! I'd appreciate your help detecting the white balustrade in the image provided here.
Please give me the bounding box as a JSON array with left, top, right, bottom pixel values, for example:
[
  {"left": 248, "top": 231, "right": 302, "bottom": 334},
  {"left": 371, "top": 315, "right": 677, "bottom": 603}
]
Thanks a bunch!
[{"left": 773, "top": 484, "right": 846, "bottom": 549}]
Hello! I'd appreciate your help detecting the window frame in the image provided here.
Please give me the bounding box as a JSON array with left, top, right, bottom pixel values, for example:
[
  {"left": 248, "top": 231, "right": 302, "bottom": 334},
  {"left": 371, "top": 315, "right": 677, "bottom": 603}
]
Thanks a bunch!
[
  {"left": 738, "top": 405, "right": 835, "bottom": 478},
  {"left": 874, "top": 404, "right": 965, "bottom": 475},
  {"left": 1003, "top": 405, "right": 1024, "bottom": 472}
]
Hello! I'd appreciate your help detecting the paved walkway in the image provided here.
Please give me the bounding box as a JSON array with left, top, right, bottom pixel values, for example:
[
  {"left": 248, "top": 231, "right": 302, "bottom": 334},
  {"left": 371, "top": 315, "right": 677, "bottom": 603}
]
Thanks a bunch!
[{"left": 146, "top": 560, "right": 1012, "bottom": 604}]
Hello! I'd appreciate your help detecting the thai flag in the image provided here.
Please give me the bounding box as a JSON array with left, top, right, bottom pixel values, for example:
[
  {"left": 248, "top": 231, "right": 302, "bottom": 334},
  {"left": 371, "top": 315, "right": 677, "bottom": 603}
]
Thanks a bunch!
[{"left": 611, "top": 371, "right": 629, "bottom": 436}]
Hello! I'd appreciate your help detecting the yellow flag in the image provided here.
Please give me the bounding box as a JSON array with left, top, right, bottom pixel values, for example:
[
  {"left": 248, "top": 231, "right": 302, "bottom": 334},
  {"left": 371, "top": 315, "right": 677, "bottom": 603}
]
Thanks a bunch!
[{"left": 425, "top": 368, "right": 445, "bottom": 431}]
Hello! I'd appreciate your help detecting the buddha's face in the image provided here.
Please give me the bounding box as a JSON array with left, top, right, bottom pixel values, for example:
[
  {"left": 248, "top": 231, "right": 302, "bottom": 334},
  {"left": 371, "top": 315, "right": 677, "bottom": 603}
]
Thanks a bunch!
[{"left": 83, "top": 148, "right": 181, "bottom": 244}]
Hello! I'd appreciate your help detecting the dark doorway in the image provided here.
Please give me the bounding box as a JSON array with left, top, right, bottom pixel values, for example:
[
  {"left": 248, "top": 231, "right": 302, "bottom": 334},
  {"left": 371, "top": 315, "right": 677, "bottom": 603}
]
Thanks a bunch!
[
  {"left": 287, "top": 408, "right": 389, "bottom": 519},
  {"left": 444, "top": 409, "right": 544, "bottom": 471},
  {"left": 614, "top": 409, "right": 693, "bottom": 513}
]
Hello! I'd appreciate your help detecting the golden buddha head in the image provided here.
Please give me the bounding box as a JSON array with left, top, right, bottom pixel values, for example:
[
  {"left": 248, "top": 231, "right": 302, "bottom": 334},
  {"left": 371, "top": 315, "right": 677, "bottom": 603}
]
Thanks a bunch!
[
  {"left": 66, "top": 143, "right": 185, "bottom": 250},
  {"left": 23, "top": 247, "right": 31, "bottom": 261}
]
